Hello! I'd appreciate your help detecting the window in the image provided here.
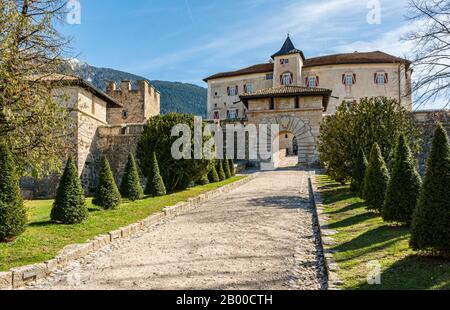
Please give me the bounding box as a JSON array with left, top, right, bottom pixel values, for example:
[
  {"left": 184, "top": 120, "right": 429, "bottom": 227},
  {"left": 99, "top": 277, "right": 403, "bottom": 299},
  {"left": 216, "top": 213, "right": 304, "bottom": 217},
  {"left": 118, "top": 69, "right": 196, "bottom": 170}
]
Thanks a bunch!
[
  {"left": 342, "top": 73, "right": 356, "bottom": 86},
  {"left": 280, "top": 58, "right": 289, "bottom": 65},
  {"left": 213, "top": 111, "right": 220, "bottom": 120},
  {"left": 122, "top": 109, "right": 128, "bottom": 119},
  {"left": 227, "top": 109, "right": 238, "bottom": 120},
  {"left": 295, "top": 97, "right": 300, "bottom": 109},
  {"left": 281, "top": 72, "right": 293, "bottom": 85},
  {"left": 266, "top": 73, "right": 273, "bottom": 80},
  {"left": 227, "top": 85, "right": 238, "bottom": 96},
  {"left": 270, "top": 98, "right": 275, "bottom": 110},
  {"left": 244, "top": 83, "right": 253, "bottom": 94},
  {"left": 306, "top": 76, "right": 319, "bottom": 88},
  {"left": 375, "top": 73, "right": 388, "bottom": 85}
]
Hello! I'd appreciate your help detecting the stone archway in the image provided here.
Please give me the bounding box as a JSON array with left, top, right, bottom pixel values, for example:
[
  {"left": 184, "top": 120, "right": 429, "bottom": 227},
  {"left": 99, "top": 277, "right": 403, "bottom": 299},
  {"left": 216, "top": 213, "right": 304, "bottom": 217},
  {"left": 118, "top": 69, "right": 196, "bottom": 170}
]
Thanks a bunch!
[{"left": 260, "top": 115, "right": 317, "bottom": 165}]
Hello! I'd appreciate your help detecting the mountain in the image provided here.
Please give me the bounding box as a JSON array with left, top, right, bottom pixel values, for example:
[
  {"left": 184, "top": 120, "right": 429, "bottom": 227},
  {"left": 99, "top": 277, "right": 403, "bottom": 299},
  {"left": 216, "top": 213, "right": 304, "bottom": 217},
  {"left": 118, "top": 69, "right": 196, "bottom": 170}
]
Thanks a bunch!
[{"left": 65, "top": 60, "right": 207, "bottom": 117}]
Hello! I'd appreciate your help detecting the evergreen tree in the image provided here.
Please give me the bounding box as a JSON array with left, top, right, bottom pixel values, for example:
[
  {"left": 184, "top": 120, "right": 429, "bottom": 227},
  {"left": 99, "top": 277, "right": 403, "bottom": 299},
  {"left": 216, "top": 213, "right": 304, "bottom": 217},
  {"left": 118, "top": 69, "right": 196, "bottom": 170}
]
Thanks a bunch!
[
  {"left": 223, "top": 157, "right": 232, "bottom": 179},
  {"left": 363, "top": 143, "right": 390, "bottom": 212},
  {"left": 410, "top": 125, "right": 450, "bottom": 255},
  {"left": 208, "top": 164, "right": 220, "bottom": 183},
  {"left": 145, "top": 152, "right": 167, "bottom": 197},
  {"left": 0, "top": 142, "right": 27, "bottom": 241},
  {"left": 217, "top": 160, "right": 226, "bottom": 181},
  {"left": 51, "top": 156, "right": 88, "bottom": 224},
  {"left": 198, "top": 174, "right": 210, "bottom": 185},
  {"left": 351, "top": 148, "right": 368, "bottom": 198},
  {"left": 228, "top": 158, "right": 236, "bottom": 176},
  {"left": 383, "top": 135, "right": 422, "bottom": 225},
  {"left": 93, "top": 157, "right": 121, "bottom": 210},
  {"left": 120, "top": 153, "right": 143, "bottom": 201}
]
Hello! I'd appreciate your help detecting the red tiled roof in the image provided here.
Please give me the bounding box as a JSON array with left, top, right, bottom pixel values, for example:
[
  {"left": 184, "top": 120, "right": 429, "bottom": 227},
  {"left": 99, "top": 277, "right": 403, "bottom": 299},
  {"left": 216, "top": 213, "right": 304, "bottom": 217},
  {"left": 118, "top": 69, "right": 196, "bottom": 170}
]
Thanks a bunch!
[{"left": 204, "top": 51, "right": 411, "bottom": 82}]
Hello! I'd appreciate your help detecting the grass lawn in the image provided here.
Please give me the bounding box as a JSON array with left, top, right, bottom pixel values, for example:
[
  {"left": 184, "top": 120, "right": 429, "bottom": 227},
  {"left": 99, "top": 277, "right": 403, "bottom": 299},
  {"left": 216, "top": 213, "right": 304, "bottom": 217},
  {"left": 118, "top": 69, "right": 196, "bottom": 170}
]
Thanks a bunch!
[
  {"left": 316, "top": 174, "right": 450, "bottom": 290},
  {"left": 0, "top": 176, "right": 245, "bottom": 271}
]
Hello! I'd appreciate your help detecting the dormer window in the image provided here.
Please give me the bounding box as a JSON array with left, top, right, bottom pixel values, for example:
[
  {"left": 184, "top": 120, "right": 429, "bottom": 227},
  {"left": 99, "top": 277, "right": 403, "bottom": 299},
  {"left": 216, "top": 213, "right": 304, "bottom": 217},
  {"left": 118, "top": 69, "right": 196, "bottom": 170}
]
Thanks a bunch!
[
  {"left": 281, "top": 72, "right": 293, "bottom": 86},
  {"left": 280, "top": 58, "right": 289, "bottom": 65},
  {"left": 374, "top": 72, "right": 388, "bottom": 85}
]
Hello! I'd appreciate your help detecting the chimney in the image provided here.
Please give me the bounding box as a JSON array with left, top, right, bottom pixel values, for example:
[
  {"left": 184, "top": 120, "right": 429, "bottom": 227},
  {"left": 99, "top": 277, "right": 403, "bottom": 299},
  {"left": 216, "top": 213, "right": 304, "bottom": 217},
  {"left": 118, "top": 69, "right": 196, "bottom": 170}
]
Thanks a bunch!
[
  {"left": 121, "top": 80, "right": 132, "bottom": 92},
  {"left": 106, "top": 81, "right": 116, "bottom": 92}
]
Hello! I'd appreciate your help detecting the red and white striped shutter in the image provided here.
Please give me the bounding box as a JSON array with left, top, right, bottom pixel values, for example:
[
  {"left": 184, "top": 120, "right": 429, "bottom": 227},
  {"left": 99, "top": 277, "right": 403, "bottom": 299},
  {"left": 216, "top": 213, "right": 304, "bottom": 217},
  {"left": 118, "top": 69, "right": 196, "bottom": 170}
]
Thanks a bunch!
[
  {"left": 316, "top": 76, "right": 320, "bottom": 87},
  {"left": 342, "top": 74, "right": 346, "bottom": 84},
  {"left": 353, "top": 74, "right": 356, "bottom": 84},
  {"left": 385, "top": 73, "right": 389, "bottom": 83},
  {"left": 374, "top": 73, "right": 378, "bottom": 84},
  {"left": 305, "top": 77, "right": 309, "bottom": 88}
]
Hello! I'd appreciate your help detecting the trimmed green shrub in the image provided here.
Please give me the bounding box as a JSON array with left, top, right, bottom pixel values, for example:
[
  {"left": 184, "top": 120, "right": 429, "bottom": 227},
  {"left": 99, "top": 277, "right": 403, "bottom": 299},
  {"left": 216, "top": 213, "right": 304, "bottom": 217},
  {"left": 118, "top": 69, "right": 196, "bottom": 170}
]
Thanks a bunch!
[
  {"left": 410, "top": 125, "right": 450, "bottom": 255},
  {"left": 120, "top": 153, "right": 143, "bottom": 201},
  {"left": 198, "top": 174, "right": 210, "bottom": 185},
  {"left": 383, "top": 135, "right": 422, "bottom": 225},
  {"left": 145, "top": 152, "right": 167, "bottom": 197},
  {"left": 137, "top": 113, "right": 213, "bottom": 192},
  {"left": 51, "top": 156, "right": 88, "bottom": 224},
  {"left": 228, "top": 158, "right": 236, "bottom": 176},
  {"left": 93, "top": 157, "right": 121, "bottom": 210},
  {"left": 217, "top": 160, "right": 226, "bottom": 181},
  {"left": 208, "top": 164, "right": 220, "bottom": 183},
  {"left": 223, "top": 157, "right": 232, "bottom": 179},
  {"left": 363, "top": 143, "right": 390, "bottom": 213},
  {"left": 351, "top": 148, "right": 368, "bottom": 198},
  {"left": 0, "top": 142, "right": 27, "bottom": 241}
]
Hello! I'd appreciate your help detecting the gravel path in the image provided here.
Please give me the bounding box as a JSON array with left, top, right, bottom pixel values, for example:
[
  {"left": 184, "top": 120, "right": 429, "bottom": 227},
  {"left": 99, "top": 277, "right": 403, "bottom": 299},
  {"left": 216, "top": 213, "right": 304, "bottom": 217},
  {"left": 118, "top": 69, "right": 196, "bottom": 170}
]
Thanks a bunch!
[{"left": 27, "top": 169, "right": 326, "bottom": 290}]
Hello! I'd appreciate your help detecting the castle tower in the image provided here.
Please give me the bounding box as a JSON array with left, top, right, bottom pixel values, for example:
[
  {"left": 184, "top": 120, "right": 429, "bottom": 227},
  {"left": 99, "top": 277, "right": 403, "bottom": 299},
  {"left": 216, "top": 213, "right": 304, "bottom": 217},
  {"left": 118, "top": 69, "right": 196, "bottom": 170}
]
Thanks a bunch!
[{"left": 272, "top": 35, "right": 305, "bottom": 87}]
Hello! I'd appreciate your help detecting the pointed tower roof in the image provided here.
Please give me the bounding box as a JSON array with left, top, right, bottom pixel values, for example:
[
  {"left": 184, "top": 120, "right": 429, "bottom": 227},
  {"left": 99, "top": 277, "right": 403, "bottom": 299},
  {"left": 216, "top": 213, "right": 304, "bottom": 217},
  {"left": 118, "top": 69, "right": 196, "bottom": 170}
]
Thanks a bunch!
[{"left": 271, "top": 35, "right": 305, "bottom": 60}]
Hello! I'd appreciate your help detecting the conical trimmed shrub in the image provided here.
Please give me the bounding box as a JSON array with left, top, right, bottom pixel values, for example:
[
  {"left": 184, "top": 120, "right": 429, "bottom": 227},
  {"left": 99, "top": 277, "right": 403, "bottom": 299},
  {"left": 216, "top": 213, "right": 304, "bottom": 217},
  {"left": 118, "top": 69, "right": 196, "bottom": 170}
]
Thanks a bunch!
[
  {"left": 223, "top": 157, "right": 231, "bottom": 179},
  {"left": 145, "top": 152, "right": 166, "bottom": 197},
  {"left": 51, "top": 156, "right": 88, "bottom": 224},
  {"left": 198, "top": 174, "right": 210, "bottom": 185},
  {"left": 93, "top": 157, "right": 121, "bottom": 210},
  {"left": 208, "top": 164, "right": 220, "bottom": 183},
  {"left": 410, "top": 125, "right": 450, "bottom": 254},
  {"left": 0, "top": 143, "right": 27, "bottom": 241},
  {"left": 228, "top": 158, "right": 236, "bottom": 176},
  {"left": 217, "top": 160, "right": 226, "bottom": 181},
  {"left": 383, "top": 135, "right": 422, "bottom": 225},
  {"left": 120, "top": 153, "right": 143, "bottom": 201},
  {"left": 363, "top": 143, "right": 390, "bottom": 212},
  {"left": 351, "top": 148, "right": 368, "bottom": 198}
]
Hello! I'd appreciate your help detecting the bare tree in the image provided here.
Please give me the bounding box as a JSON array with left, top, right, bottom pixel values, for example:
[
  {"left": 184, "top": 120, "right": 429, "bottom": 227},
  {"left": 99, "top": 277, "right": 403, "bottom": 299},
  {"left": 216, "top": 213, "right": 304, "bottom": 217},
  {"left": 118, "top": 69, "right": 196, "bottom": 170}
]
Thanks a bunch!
[
  {"left": 406, "top": 0, "right": 450, "bottom": 109},
  {"left": 0, "top": 0, "right": 75, "bottom": 177}
]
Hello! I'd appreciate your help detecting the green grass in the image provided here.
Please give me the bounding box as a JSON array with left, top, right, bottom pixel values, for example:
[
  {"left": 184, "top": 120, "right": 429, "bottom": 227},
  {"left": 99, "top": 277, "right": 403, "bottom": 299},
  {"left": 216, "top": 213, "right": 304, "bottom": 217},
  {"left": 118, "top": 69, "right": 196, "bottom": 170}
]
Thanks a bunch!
[
  {"left": 316, "top": 175, "right": 450, "bottom": 290},
  {"left": 0, "top": 176, "right": 245, "bottom": 271}
]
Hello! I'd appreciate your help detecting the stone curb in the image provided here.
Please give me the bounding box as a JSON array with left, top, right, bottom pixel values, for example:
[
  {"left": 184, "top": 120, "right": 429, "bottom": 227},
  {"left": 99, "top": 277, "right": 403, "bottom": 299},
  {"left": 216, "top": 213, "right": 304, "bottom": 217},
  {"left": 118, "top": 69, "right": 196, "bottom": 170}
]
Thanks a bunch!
[
  {"left": 308, "top": 175, "right": 343, "bottom": 290},
  {"left": 2, "top": 173, "right": 257, "bottom": 290}
]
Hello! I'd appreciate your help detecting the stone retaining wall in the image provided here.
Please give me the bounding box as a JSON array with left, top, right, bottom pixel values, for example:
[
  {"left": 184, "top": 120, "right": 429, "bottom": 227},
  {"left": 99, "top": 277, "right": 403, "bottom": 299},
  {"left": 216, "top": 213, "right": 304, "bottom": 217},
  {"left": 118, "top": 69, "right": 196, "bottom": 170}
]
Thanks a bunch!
[{"left": 1, "top": 174, "right": 257, "bottom": 290}]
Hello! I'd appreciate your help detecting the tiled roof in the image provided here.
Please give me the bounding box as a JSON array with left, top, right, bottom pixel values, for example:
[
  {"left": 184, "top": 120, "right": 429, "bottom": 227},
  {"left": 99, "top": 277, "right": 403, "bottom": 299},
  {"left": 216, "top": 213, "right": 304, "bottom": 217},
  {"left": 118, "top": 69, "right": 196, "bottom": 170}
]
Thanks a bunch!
[
  {"left": 240, "top": 85, "right": 332, "bottom": 98},
  {"left": 31, "top": 74, "right": 123, "bottom": 107},
  {"left": 204, "top": 51, "right": 411, "bottom": 81},
  {"left": 271, "top": 36, "right": 305, "bottom": 60}
]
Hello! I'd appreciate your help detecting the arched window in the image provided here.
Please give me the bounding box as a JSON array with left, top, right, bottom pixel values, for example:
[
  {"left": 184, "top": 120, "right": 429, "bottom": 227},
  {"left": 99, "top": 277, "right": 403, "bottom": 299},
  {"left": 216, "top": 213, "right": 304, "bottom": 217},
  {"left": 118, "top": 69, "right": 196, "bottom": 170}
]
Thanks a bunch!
[{"left": 280, "top": 72, "right": 293, "bottom": 85}]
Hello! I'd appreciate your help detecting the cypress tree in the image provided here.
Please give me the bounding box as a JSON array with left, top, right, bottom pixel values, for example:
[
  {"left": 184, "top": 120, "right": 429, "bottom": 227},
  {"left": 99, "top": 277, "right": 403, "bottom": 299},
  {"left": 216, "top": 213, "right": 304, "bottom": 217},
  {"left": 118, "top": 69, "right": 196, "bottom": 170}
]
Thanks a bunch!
[
  {"left": 217, "top": 160, "right": 226, "bottom": 181},
  {"left": 120, "top": 153, "right": 143, "bottom": 201},
  {"left": 145, "top": 152, "right": 166, "bottom": 197},
  {"left": 51, "top": 156, "right": 88, "bottom": 224},
  {"left": 93, "top": 157, "right": 121, "bottom": 210},
  {"left": 0, "top": 142, "right": 27, "bottom": 241},
  {"left": 223, "top": 157, "right": 232, "bottom": 179},
  {"left": 383, "top": 135, "right": 422, "bottom": 225},
  {"left": 208, "top": 164, "right": 220, "bottom": 183},
  {"left": 410, "top": 125, "right": 450, "bottom": 255},
  {"left": 363, "top": 143, "right": 390, "bottom": 213},
  {"left": 198, "top": 174, "right": 210, "bottom": 185},
  {"left": 228, "top": 158, "right": 236, "bottom": 176},
  {"left": 351, "top": 148, "right": 368, "bottom": 198}
]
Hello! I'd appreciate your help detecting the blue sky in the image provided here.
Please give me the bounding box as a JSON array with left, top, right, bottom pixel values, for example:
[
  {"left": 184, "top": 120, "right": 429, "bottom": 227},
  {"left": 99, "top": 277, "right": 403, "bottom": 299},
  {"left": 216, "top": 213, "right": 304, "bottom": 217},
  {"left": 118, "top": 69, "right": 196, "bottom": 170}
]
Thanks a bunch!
[{"left": 61, "top": 0, "right": 414, "bottom": 87}]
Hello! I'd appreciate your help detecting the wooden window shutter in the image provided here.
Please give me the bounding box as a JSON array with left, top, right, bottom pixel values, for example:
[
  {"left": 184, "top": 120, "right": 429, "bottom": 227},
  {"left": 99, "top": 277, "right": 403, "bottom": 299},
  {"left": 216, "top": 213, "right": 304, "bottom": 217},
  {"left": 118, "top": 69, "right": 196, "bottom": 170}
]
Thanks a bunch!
[
  {"left": 227, "top": 87, "right": 230, "bottom": 96},
  {"left": 374, "top": 73, "right": 378, "bottom": 84},
  {"left": 235, "top": 85, "right": 238, "bottom": 94},
  {"left": 384, "top": 73, "right": 389, "bottom": 83},
  {"left": 342, "top": 74, "right": 346, "bottom": 84},
  {"left": 290, "top": 72, "right": 293, "bottom": 84},
  {"left": 353, "top": 73, "right": 356, "bottom": 84},
  {"left": 316, "top": 76, "right": 319, "bottom": 87},
  {"left": 244, "top": 84, "right": 247, "bottom": 93},
  {"left": 305, "top": 77, "right": 309, "bottom": 88},
  {"left": 280, "top": 75, "right": 283, "bottom": 84}
]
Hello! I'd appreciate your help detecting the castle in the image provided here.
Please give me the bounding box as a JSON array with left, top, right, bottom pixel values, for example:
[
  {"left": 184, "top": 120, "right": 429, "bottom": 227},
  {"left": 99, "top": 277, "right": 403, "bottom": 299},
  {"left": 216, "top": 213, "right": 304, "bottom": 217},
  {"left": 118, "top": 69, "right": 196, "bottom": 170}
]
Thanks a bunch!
[
  {"left": 21, "top": 75, "right": 160, "bottom": 198},
  {"left": 204, "top": 36, "right": 414, "bottom": 166}
]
